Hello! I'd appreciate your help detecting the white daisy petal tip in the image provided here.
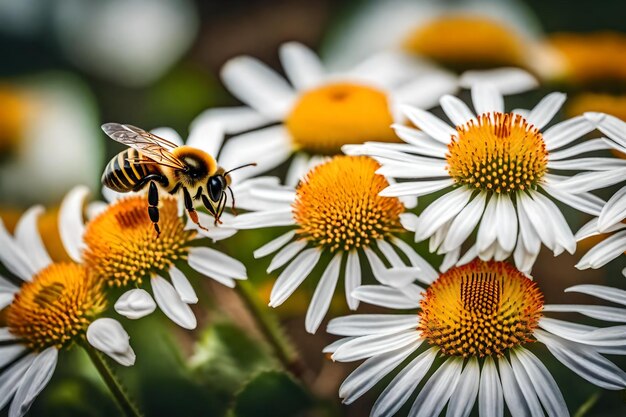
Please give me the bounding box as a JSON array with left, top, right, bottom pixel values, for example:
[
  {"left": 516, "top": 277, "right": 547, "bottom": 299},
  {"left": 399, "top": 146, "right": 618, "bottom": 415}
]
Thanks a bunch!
[
  {"left": 114, "top": 289, "right": 156, "bottom": 320},
  {"left": 583, "top": 111, "right": 606, "bottom": 125},
  {"left": 460, "top": 68, "right": 539, "bottom": 95},
  {"left": 59, "top": 185, "right": 90, "bottom": 263},
  {"left": 87, "top": 318, "right": 136, "bottom": 367}
]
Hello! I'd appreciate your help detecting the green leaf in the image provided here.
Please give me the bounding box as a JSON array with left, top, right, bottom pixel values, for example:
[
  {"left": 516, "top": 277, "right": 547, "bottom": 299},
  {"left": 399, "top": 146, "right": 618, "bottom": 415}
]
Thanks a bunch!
[{"left": 229, "top": 371, "right": 313, "bottom": 417}]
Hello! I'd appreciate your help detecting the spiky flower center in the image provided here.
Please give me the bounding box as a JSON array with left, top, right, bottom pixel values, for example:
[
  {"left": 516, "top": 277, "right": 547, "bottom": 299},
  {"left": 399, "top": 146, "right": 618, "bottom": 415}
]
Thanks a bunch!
[
  {"left": 285, "top": 83, "right": 398, "bottom": 155},
  {"left": 403, "top": 16, "right": 527, "bottom": 70},
  {"left": 446, "top": 112, "right": 548, "bottom": 193},
  {"left": 83, "top": 195, "right": 195, "bottom": 287},
  {"left": 292, "top": 156, "right": 404, "bottom": 251},
  {"left": 7, "top": 263, "right": 106, "bottom": 350},
  {"left": 418, "top": 260, "right": 544, "bottom": 358}
]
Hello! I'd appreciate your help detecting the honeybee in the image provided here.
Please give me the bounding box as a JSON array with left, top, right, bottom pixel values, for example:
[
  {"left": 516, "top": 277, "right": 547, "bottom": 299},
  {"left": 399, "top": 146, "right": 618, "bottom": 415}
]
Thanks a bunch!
[{"left": 101, "top": 123, "right": 255, "bottom": 236}]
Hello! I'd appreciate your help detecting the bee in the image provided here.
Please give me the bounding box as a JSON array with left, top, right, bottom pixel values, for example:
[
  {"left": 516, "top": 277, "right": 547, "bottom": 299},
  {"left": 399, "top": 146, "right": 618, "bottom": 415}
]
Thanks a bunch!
[{"left": 101, "top": 123, "right": 255, "bottom": 236}]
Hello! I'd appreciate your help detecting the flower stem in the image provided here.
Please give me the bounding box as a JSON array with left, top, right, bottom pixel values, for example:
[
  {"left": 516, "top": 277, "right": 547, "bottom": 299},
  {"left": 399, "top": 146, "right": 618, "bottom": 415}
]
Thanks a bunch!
[
  {"left": 234, "top": 280, "right": 309, "bottom": 382},
  {"left": 82, "top": 340, "right": 143, "bottom": 417}
]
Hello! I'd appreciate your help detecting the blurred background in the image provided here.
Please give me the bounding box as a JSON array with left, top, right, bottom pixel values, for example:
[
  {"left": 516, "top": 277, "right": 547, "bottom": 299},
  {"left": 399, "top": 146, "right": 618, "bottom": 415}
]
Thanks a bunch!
[{"left": 1, "top": 0, "right": 626, "bottom": 416}]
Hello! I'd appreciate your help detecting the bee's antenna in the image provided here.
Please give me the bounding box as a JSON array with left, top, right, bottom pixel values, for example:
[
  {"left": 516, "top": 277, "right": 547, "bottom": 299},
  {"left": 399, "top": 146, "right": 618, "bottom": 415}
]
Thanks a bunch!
[{"left": 224, "top": 162, "right": 257, "bottom": 176}]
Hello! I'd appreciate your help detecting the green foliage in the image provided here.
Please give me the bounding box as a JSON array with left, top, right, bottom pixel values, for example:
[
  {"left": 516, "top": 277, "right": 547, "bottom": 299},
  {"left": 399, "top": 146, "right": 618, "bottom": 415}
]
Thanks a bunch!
[{"left": 228, "top": 371, "right": 313, "bottom": 417}]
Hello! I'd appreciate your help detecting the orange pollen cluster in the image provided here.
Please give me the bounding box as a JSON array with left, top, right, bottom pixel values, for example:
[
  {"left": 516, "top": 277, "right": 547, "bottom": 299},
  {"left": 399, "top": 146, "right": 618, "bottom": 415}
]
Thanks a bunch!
[
  {"left": 285, "top": 82, "right": 399, "bottom": 155},
  {"left": 446, "top": 112, "right": 548, "bottom": 193},
  {"left": 7, "top": 262, "right": 107, "bottom": 351},
  {"left": 418, "top": 260, "right": 544, "bottom": 358},
  {"left": 83, "top": 195, "right": 195, "bottom": 287},
  {"left": 292, "top": 156, "right": 404, "bottom": 252}
]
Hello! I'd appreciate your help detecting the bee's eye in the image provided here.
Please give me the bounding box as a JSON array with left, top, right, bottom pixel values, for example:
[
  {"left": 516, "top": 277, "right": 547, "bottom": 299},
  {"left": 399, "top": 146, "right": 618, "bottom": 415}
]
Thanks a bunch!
[{"left": 207, "top": 176, "right": 225, "bottom": 202}]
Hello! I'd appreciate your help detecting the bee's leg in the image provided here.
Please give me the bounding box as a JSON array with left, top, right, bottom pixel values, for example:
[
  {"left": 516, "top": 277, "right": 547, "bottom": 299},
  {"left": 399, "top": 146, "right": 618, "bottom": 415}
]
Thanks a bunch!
[
  {"left": 214, "top": 193, "right": 227, "bottom": 226},
  {"left": 227, "top": 186, "right": 238, "bottom": 216},
  {"left": 183, "top": 187, "right": 208, "bottom": 231},
  {"left": 148, "top": 181, "right": 161, "bottom": 237},
  {"left": 201, "top": 195, "right": 218, "bottom": 218}
]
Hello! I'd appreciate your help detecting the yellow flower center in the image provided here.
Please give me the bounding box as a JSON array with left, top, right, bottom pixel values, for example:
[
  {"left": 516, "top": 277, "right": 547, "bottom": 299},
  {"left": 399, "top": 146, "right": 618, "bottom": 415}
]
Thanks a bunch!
[
  {"left": 418, "top": 260, "right": 544, "bottom": 358},
  {"left": 0, "top": 86, "right": 27, "bottom": 155},
  {"left": 285, "top": 83, "right": 398, "bottom": 155},
  {"left": 446, "top": 112, "right": 548, "bottom": 193},
  {"left": 83, "top": 195, "right": 195, "bottom": 287},
  {"left": 7, "top": 263, "right": 107, "bottom": 350},
  {"left": 292, "top": 155, "right": 404, "bottom": 252},
  {"left": 548, "top": 32, "right": 626, "bottom": 87},
  {"left": 403, "top": 16, "right": 527, "bottom": 70}
]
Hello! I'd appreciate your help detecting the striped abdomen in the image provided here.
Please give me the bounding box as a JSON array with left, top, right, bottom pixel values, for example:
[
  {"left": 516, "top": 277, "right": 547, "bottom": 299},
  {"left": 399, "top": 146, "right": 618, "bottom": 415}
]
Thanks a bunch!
[{"left": 102, "top": 149, "right": 159, "bottom": 192}]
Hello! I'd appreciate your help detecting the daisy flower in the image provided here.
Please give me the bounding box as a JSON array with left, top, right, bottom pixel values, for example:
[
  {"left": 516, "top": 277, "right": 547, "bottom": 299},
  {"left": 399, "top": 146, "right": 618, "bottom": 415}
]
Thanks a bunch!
[
  {"left": 211, "top": 41, "right": 458, "bottom": 185},
  {"left": 0, "top": 191, "right": 135, "bottom": 417},
  {"left": 573, "top": 112, "right": 626, "bottom": 270},
  {"left": 345, "top": 83, "right": 626, "bottom": 273},
  {"left": 224, "top": 155, "right": 438, "bottom": 333},
  {"left": 326, "top": 259, "right": 626, "bottom": 416}
]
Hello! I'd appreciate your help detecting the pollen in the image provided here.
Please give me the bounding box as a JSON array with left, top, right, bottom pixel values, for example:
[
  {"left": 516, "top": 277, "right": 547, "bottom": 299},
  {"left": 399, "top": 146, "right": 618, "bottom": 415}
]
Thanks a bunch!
[
  {"left": 548, "top": 32, "right": 626, "bottom": 87},
  {"left": 83, "top": 195, "right": 195, "bottom": 288},
  {"left": 285, "top": 83, "right": 398, "bottom": 155},
  {"left": 446, "top": 112, "right": 548, "bottom": 193},
  {"left": 7, "top": 262, "right": 107, "bottom": 351},
  {"left": 403, "top": 16, "right": 527, "bottom": 70},
  {"left": 292, "top": 155, "right": 404, "bottom": 252},
  {"left": 418, "top": 260, "right": 544, "bottom": 358}
]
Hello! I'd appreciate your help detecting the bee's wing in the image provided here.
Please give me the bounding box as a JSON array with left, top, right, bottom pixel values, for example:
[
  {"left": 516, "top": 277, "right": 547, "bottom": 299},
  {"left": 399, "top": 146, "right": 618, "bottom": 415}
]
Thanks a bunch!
[{"left": 102, "top": 123, "right": 185, "bottom": 170}]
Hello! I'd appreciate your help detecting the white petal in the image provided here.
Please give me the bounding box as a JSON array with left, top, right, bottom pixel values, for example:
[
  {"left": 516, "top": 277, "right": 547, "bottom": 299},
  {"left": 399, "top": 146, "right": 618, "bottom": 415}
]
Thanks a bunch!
[
  {"left": 285, "top": 153, "right": 310, "bottom": 187},
  {"left": 495, "top": 194, "right": 518, "bottom": 252},
  {"left": 87, "top": 318, "right": 135, "bottom": 367},
  {"left": 363, "top": 248, "right": 418, "bottom": 288},
  {"left": 323, "top": 337, "right": 354, "bottom": 354},
  {"left": 114, "top": 289, "right": 156, "bottom": 320},
  {"left": 186, "top": 118, "right": 224, "bottom": 157},
  {"left": 372, "top": 348, "right": 438, "bottom": 417},
  {"left": 410, "top": 357, "right": 463, "bottom": 417},
  {"left": 352, "top": 285, "right": 422, "bottom": 309},
  {"left": 512, "top": 348, "right": 568, "bottom": 417},
  {"left": 9, "top": 347, "right": 58, "bottom": 417},
  {"left": 339, "top": 340, "right": 422, "bottom": 404},
  {"left": 345, "top": 250, "right": 361, "bottom": 310},
  {"left": 391, "top": 71, "right": 459, "bottom": 110},
  {"left": 440, "top": 95, "right": 475, "bottom": 126},
  {"left": 331, "top": 330, "right": 420, "bottom": 362},
  {"left": 460, "top": 68, "right": 538, "bottom": 95},
  {"left": 327, "top": 314, "right": 419, "bottom": 337},
  {"left": 188, "top": 247, "right": 247, "bottom": 280},
  {"left": 151, "top": 275, "right": 197, "bottom": 329},
  {"left": 399, "top": 212, "right": 419, "bottom": 232},
  {"left": 380, "top": 178, "right": 453, "bottom": 198},
  {"left": 548, "top": 138, "right": 614, "bottom": 161},
  {"left": 498, "top": 357, "right": 532, "bottom": 417},
  {"left": 390, "top": 124, "right": 449, "bottom": 157},
  {"left": 267, "top": 240, "right": 307, "bottom": 273},
  {"left": 401, "top": 105, "right": 456, "bottom": 144},
  {"left": 415, "top": 188, "right": 472, "bottom": 242},
  {"left": 279, "top": 42, "right": 325, "bottom": 90},
  {"left": 598, "top": 186, "right": 626, "bottom": 231},
  {"left": 305, "top": 253, "right": 341, "bottom": 334},
  {"left": 472, "top": 83, "right": 504, "bottom": 115},
  {"left": 535, "top": 330, "right": 626, "bottom": 389},
  {"left": 532, "top": 192, "right": 576, "bottom": 254},
  {"left": 170, "top": 266, "right": 198, "bottom": 304},
  {"left": 445, "top": 358, "right": 480, "bottom": 417},
  {"left": 441, "top": 192, "right": 486, "bottom": 252},
  {"left": 0, "top": 354, "right": 35, "bottom": 410},
  {"left": 508, "top": 351, "right": 544, "bottom": 417},
  {"left": 543, "top": 184, "right": 604, "bottom": 217},
  {"left": 554, "top": 168, "right": 626, "bottom": 193},
  {"left": 59, "top": 185, "right": 89, "bottom": 263},
  {"left": 526, "top": 92, "right": 566, "bottom": 130},
  {"left": 392, "top": 237, "right": 439, "bottom": 284},
  {"left": 543, "top": 304, "right": 626, "bottom": 322},
  {"left": 253, "top": 230, "right": 296, "bottom": 258},
  {"left": 0, "top": 217, "right": 35, "bottom": 281},
  {"left": 479, "top": 357, "right": 504, "bottom": 417},
  {"left": 191, "top": 106, "right": 270, "bottom": 135},
  {"left": 14, "top": 206, "right": 51, "bottom": 273},
  {"left": 218, "top": 126, "right": 293, "bottom": 182},
  {"left": 477, "top": 195, "right": 499, "bottom": 252},
  {"left": 576, "top": 230, "right": 626, "bottom": 269},
  {"left": 226, "top": 208, "right": 294, "bottom": 230},
  {"left": 269, "top": 248, "right": 321, "bottom": 307},
  {"left": 585, "top": 112, "right": 626, "bottom": 149},
  {"left": 220, "top": 56, "right": 295, "bottom": 119},
  {"left": 565, "top": 284, "right": 626, "bottom": 307},
  {"left": 0, "top": 345, "right": 26, "bottom": 369},
  {"left": 543, "top": 116, "right": 594, "bottom": 151}
]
